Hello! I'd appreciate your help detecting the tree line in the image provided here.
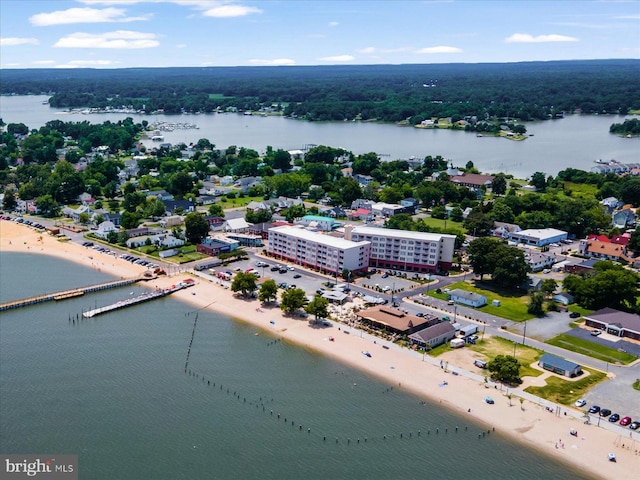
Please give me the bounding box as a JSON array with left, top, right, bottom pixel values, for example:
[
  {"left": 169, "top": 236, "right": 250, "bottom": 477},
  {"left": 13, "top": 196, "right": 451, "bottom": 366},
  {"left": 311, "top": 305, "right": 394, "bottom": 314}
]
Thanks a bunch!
[{"left": 2, "top": 60, "right": 638, "bottom": 123}]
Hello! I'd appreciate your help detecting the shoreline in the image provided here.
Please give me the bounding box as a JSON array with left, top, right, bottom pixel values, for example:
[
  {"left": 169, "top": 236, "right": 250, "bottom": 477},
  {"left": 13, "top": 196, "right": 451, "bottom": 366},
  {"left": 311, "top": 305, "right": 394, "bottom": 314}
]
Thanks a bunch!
[{"left": 1, "top": 221, "right": 638, "bottom": 479}]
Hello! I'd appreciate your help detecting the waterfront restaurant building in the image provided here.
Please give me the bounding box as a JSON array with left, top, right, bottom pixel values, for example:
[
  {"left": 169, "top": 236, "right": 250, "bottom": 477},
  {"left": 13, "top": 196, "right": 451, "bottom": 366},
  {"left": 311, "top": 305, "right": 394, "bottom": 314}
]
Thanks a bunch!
[
  {"left": 345, "top": 225, "right": 456, "bottom": 273},
  {"left": 267, "top": 226, "right": 370, "bottom": 275}
]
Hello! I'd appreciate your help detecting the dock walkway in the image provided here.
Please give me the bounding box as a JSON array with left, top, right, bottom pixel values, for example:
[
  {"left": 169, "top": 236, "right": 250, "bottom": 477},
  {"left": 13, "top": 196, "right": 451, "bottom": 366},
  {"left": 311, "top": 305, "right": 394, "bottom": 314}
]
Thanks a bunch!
[{"left": 0, "top": 277, "right": 147, "bottom": 313}]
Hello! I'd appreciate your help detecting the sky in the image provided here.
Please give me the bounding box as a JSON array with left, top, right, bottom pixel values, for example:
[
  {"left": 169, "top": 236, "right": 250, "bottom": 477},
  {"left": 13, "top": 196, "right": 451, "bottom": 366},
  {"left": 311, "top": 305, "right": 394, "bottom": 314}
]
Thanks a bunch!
[{"left": 0, "top": 0, "right": 639, "bottom": 69}]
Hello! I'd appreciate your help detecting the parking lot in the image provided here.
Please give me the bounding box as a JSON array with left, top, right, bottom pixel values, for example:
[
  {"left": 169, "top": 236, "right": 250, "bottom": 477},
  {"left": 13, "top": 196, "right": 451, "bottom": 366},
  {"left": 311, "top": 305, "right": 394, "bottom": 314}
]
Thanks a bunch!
[{"left": 355, "top": 270, "right": 421, "bottom": 295}]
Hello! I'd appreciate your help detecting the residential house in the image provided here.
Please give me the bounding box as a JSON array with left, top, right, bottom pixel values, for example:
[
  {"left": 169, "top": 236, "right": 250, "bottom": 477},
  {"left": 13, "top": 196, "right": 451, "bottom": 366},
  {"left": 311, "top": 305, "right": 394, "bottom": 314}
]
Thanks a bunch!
[
  {"left": 612, "top": 208, "right": 636, "bottom": 229},
  {"left": 127, "top": 234, "right": 185, "bottom": 249},
  {"left": 448, "top": 289, "right": 487, "bottom": 308},
  {"left": 146, "top": 190, "right": 174, "bottom": 201},
  {"left": 552, "top": 292, "right": 574, "bottom": 305},
  {"left": 94, "top": 221, "right": 117, "bottom": 239},
  {"left": 600, "top": 197, "right": 622, "bottom": 214},
  {"left": 449, "top": 173, "right": 495, "bottom": 190},
  {"left": 162, "top": 199, "right": 195, "bottom": 216},
  {"left": 524, "top": 251, "right": 556, "bottom": 272},
  {"left": 492, "top": 222, "right": 522, "bottom": 239}
]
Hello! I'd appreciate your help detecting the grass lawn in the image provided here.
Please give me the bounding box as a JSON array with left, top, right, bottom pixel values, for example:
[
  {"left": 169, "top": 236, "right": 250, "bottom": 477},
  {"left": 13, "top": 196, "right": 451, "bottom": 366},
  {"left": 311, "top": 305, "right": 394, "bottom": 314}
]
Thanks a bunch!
[
  {"left": 562, "top": 182, "right": 598, "bottom": 197},
  {"left": 419, "top": 216, "right": 465, "bottom": 233},
  {"left": 546, "top": 334, "right": 637, "bottom": 365},
  {"left": 524, "top": 367, "right": 607, "bottom": 406},
  {"left": 215, "top": 194, "right": 265, "bottom": 209},
  {"left": 467, "top": 336, "right": 544, "bottom": 378},
  {"left": 425, "top": 280, "right": 535, "bottom": 322}
]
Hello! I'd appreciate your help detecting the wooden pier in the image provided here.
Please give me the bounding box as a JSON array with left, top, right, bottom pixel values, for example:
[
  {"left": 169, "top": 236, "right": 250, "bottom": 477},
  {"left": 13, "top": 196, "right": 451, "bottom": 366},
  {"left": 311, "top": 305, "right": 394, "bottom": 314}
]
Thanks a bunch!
[
  {"left": 82, "top": 281, "right": 192, "bottom": 318},
  {"left": 0, "top": 277, "right": 148, "bottom": 313}
]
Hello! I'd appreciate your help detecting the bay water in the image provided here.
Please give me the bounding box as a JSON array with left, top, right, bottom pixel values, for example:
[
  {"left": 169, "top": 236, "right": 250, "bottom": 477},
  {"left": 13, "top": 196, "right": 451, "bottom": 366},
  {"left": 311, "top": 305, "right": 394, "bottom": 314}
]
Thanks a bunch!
[
  {"left": 0, "top": 252, "right": 595, "bottom": 479},
  {"left": 0, "top": 95, "right": 637, "bottom": 179}
]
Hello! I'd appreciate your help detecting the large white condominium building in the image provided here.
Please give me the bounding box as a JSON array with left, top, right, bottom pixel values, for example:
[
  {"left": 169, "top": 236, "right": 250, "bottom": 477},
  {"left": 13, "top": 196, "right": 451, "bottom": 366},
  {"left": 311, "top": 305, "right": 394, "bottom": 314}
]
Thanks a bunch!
[
  {"left": 268, "top": 226, "right": 371, "bottom": 275},
  {"left": 345, "top": 225, "right": 456, "bottom": 273}
]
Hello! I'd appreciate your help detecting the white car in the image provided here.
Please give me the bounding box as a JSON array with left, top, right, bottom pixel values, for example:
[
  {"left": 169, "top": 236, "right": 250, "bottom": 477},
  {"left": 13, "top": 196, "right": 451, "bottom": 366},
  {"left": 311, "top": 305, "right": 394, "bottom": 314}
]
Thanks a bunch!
[{"left": 575, "top": 399, "right": 586, "bottom": 407}]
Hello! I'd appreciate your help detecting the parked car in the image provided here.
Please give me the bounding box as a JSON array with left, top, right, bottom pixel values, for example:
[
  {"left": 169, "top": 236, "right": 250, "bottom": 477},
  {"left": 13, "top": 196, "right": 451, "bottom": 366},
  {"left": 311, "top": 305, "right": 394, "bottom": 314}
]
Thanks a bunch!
[
  {"left": 599, "top": 409, "right": 612, "bottom": 417},
  {"left": 293, "top": 274, "right": 301, "bottom": 279},
  {"left": 569, "top": 312, "right": 581, "bottom": 318},
  {"left": 608, "top": 413, "right": 620, "bottom": 423},
  {"left": 619, "top": 416, "right": 632, "bottom": 426},
  {"left": 589, "top": 405, "right": 601, "bottom": 414},
  {"left": 270, "top": 266, "right": 280, "bottom": 271},
  {"left": 590, "top": 329, "right": 602, "bottom": 336},
  {"left": 574, "top": 399, "right": 586, "bottom": 407},
  {"left": 629, "top": 421, "right": 640, "bottom": 430},
  {"left": 381, "top": 273, "right": 389, "bottom": 278}
]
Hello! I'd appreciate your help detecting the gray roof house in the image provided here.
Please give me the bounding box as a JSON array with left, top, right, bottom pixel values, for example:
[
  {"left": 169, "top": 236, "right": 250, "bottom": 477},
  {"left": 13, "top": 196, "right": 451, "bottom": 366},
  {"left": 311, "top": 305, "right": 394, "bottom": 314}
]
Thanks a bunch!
[
  {"left": 409, "top": 322, "right": 457, "bottom": 349},
  {"left": 538, "top": 354, "right": 583, "bottom": 378},
  {"left": 448, "top": 289, "right": 487, "bottom": 308},
  {"left": 552, "top": 292, "right": 574, "bottom": 305},
  {"left": 584, "top": 308, "right": 640, "bottom": 340}
]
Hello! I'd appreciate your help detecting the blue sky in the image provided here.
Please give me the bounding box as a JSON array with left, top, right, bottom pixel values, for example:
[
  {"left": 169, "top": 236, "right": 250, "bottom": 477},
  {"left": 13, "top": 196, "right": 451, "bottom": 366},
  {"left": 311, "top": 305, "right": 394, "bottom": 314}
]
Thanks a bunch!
[{"left": 1, "top": 0, "right": 638, "bottom": 69}]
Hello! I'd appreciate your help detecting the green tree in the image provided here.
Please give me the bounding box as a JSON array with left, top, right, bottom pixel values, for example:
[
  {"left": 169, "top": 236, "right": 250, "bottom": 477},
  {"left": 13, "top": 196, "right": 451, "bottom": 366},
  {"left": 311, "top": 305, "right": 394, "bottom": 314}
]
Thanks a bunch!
[
  {"left": 280, "top": 287, "right": 307, "bottom": 314},
  {"left": 463, "top": 206, "right": 493, "bottom": 236},
  {"left": 305, "top": 295, "right": 329, "bottom": 323},
  {"left": 540, "top": 279, "right": 558, "bottom": 297},
  {"left": 530, "top": 172, "right": 547, "bottom": 192},
  {"left": 258, "top": 279, "right": 278, "bottom": 304},
  {"left": 35, "top": 194, "right": 59, "bottom": 217},
  {"left": 231, "top": 271, "right": 257, "bottom": 298},
  {"left": 491, "top": 175, "right": 507, "bottom": 196},
  {"left": 184, "top": 212, "right": 210, "bottom": 244},
  {"left": 120, "top": 211, "right": 140, "bottom": 229},
  {"left": 467, "top": 237, "right": 502, "bottom": 280},
  {"left": 527, "top": 292, "right": 545, "bottom": 316},
  {"left": 2, "top": 188, "right": 17, "bottom": 211},
  {"left": 487, "top": 355, "right": 522, "bottom": 385},
  {"left": 272, "top": 149, "right": 292, "bottom": 172},
  {"left": 492, "top": 247, "right": 530, "bottom": 291},
  {"left": 78, "top": 212, "right": 91, "bottom": 225},
  {"left": 208, "top": 203, "right": 225, "bottom": 218},
  {"left": 106, "top": 231, "right": 119, "bottom": 244},
  {"left": 450, "top": 206, "right": 464, "bottom": 222}
]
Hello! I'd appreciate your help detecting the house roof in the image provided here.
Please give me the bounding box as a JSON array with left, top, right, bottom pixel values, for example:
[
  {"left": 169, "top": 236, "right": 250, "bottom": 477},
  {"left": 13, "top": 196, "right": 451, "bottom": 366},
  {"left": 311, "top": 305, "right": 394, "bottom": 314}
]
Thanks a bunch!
[
  {"left": 449, "top": 289, "right": 486, "bottom": 302},
  {"left": 409, "top": 322, "right": 456, "bottom": 342},
  {"left": 585, "top": 240, "right": 626, "bottom": 258},
  {"left": 356, "top": 306, "right": 429, "bottom": 333},
  {"left": 449, "top": 173, "right": 495, "bottom": 187},
  {"left": 539, "top": 353, "right": 581, "bottom": 372},
  {"left": 585, "top": 308, "right": 640, "bottom": 332},
  {"left": 224, "top": 218, "right": 251, "bottom": 230}
]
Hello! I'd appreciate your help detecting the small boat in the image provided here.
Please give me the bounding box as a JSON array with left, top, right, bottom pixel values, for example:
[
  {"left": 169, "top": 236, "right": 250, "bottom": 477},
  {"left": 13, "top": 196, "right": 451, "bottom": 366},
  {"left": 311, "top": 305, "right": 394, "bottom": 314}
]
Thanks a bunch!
[
  {"left": 485, "top": 396, "right": 494, "bottom": 404},
  {"left": 362, "top": 351, "right": 372, "bottom": 358},
  {"left": 608, "top": 453, "right": 616, "bottom": 462}
]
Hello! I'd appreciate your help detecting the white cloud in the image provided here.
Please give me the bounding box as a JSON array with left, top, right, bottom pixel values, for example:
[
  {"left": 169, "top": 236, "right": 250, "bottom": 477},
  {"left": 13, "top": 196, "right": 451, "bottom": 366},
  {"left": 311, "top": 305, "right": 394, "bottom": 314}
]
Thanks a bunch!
[
  {"left": 203, "top": 5, "right": 262, "bottom": 17},
  {"left": 30, "top": 7, "right": 149, "bottom": 26},
  {"left": 415, "top": 46, "right": 462, "bottom": 54},
  {"left": 1, "top": 37, "right": 39, "bottom": 46},
  {"left": 56, "top": 60, "right": 120, "bottom": 68},
  {"left": 328, "top": 21, "right": 339, "bottom": 27},
  {"left": 357, "top": 47, "right": 377, "bottom": 54},
  {"left": 53, "top": 31, "right": 160, "bottom": 49},
  {"left": 358, "top": 46, "right": 410, "bottom": 54},
  {"left": 505, "top": 33, "right": 579, "bottom": 43},
  {"left": 318, "top": 55, "right": 355, "bottom": 62},
  {"left": 32, "top": 60, "right": 56, "bottom": 65},
  {"left": 176, "top": 43, "right": 187, "bottom": 48},
  {"left": 248, "top": 58, "right": 295, "bottom": 66}
]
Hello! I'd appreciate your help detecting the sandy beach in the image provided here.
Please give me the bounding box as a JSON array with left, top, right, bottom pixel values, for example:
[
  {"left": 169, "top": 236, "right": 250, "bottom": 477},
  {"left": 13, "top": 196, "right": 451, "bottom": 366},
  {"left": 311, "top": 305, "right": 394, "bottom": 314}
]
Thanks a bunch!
[{"left": 2, "top": 220, "right": 639, "bottom": 479}]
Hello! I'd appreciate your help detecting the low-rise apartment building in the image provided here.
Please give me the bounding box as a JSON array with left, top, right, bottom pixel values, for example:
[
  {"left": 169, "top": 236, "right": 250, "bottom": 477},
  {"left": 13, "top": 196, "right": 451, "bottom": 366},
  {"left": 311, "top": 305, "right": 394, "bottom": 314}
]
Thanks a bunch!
[
  {"left": 345, "top": 225, "right": 456, "bottom": 273},
  {"left": 267, "top": 226, "right": 370, "bottom": 275}
]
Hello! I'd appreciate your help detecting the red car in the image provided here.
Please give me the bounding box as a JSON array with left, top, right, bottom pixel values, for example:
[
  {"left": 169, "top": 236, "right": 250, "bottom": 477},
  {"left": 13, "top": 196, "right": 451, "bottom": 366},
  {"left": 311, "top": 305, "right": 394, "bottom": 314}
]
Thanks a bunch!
[{"left": 620, "top": 416, "right": 632, "bottom": 426}]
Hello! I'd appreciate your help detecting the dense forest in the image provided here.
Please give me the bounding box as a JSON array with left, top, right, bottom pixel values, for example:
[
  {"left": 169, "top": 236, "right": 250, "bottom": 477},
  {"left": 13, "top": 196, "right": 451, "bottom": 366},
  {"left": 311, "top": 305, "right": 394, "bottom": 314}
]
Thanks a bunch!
[{"left": 2, "top": 60, "right": 639, "bottom": 122}]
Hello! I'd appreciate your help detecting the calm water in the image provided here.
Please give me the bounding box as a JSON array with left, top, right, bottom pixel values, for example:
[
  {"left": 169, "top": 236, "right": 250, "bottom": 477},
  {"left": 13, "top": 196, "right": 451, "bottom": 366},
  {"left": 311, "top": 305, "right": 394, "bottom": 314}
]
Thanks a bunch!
[
  {"left": 0, "top": 252, "right": 595, "bottom": 479},
  {"left": 1, "top": 95, "right": 637, "bottom": 178}
]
